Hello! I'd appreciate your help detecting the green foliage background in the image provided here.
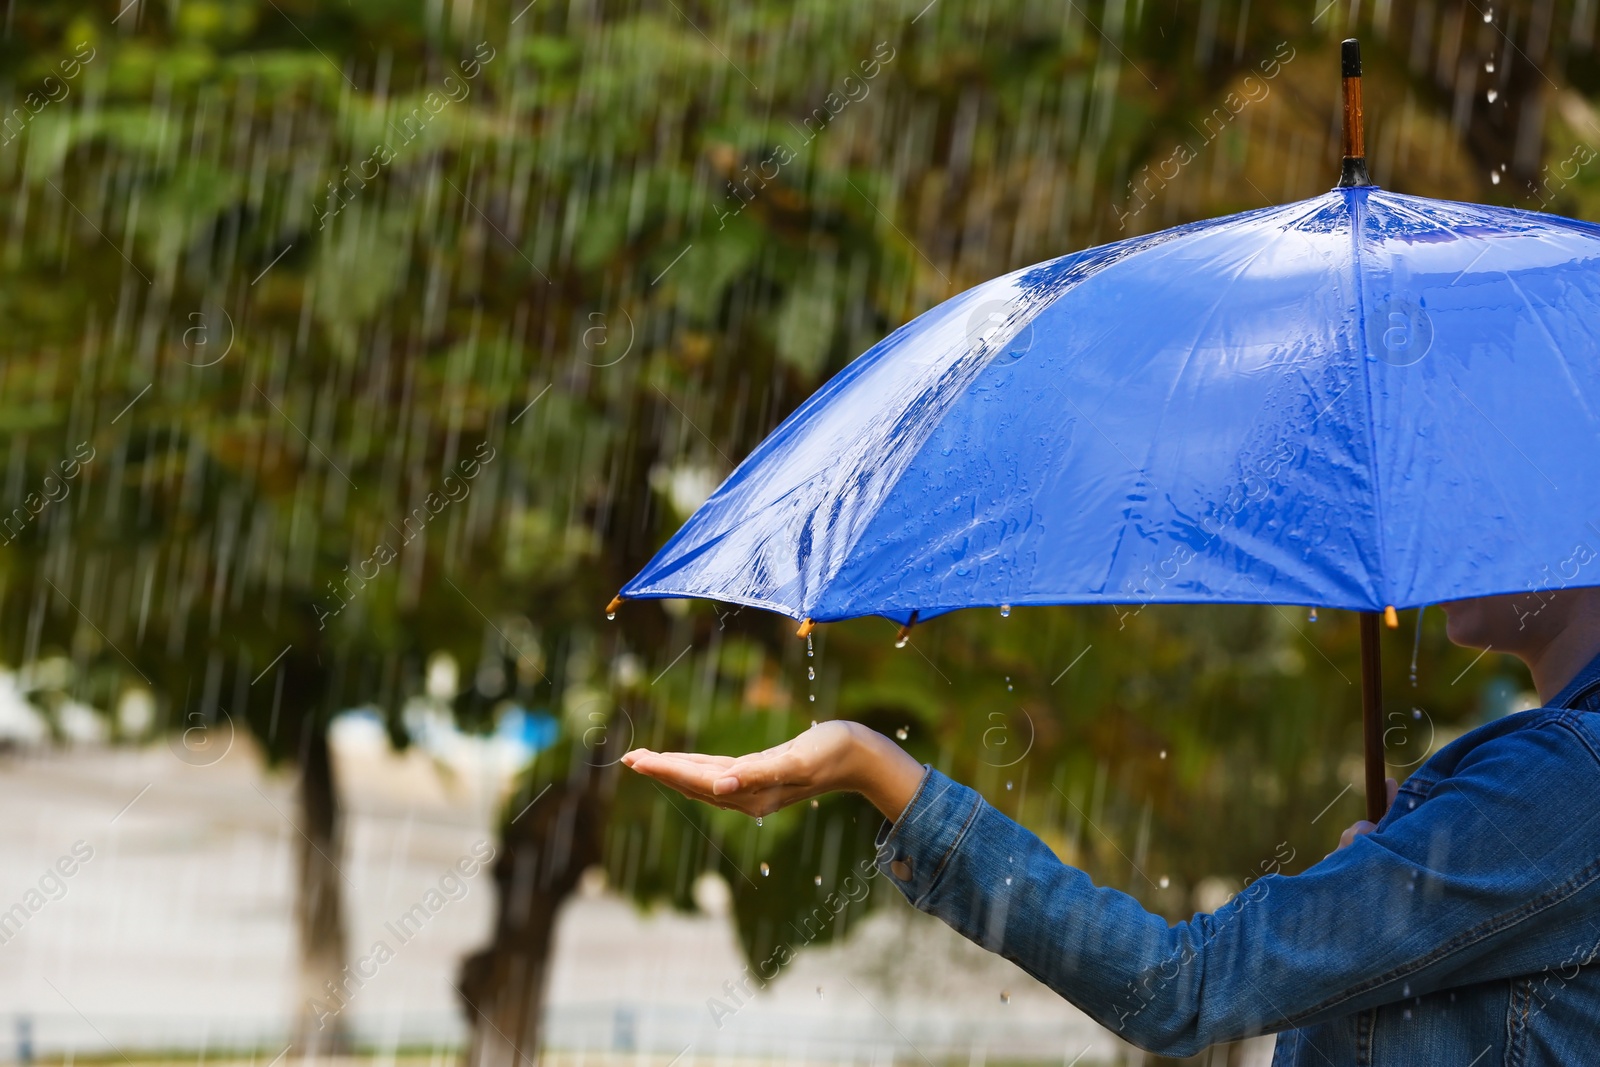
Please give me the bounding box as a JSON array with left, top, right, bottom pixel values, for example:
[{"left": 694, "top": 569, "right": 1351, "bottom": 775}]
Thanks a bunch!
[{"left": 1, "top": 0, "right": 1589, "bottom": 978}]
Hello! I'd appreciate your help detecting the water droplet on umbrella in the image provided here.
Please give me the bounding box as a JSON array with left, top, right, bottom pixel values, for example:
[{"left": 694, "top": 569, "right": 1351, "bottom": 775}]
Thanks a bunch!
[
  {"left": 760, "top": 861, "right": 769, "bottom": 874},
  {"left": 1307, "top": 607, "right": 1318, "bottom": 622},
  {"left": 999, "top": 990, "right": 1011, "bottom": 1004},
  {"left": 811, "top": 720, "right": 818, "bottom": 727},
  {"left": 895, "top": 726, "right": 908, "bottom": 740},
  {"left": 1159, "top": 876, "right": 1170, "bottom": 888},
  {"left": 1486, "top": 89, "right": 1498, "bottom": 103},
  {"left": 814, "top": 875, "right": 822, "bottom": 886},
  {"left": 1000, "top": 604, "right": 1011, "bottom": 617}
]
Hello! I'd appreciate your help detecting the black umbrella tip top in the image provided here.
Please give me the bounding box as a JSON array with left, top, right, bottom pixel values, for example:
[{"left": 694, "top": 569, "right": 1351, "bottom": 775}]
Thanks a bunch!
[{"left": 1341, "top": 38, "right": 1362, "bottom": 78}]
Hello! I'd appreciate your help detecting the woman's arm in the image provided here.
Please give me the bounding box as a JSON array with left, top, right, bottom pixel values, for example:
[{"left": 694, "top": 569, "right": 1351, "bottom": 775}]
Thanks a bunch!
[{"left": 627, "top": 717, "right": 1600, "bottom": 1057}]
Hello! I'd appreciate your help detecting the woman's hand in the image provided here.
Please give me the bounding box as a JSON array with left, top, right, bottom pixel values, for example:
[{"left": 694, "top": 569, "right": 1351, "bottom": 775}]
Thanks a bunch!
[
  {"left": 622, "top": 720, "right": 926, "bottom": 822},
  {"left": 1333, "top": 777, "right": 1398, "bottom": 853}
]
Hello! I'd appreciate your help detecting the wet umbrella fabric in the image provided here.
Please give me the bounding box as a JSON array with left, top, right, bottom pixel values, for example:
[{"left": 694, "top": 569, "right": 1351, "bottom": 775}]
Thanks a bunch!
[{"left": 622, "top": 186, "right": 1600, "bottom": 626}]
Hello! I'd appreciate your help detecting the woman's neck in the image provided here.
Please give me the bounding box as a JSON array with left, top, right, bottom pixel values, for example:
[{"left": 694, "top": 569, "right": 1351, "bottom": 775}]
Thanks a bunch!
[{"left": 1527, "top": 620, "right": 1600, "bottom": 704}]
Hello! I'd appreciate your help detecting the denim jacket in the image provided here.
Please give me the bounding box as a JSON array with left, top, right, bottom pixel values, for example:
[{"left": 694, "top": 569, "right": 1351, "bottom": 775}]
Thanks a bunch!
[{"left": 874, "top": 650, "right": 1600, "bottom": 1065}]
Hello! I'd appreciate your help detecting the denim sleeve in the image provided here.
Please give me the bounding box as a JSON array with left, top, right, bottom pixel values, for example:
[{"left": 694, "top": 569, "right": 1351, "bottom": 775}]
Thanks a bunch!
[{"left": 874, "top": 719, "right": 1600, "bottom": 1058}]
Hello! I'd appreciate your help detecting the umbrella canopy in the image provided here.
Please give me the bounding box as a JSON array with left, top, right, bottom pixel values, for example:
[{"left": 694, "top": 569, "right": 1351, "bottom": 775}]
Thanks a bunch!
[
  {"left": 622, "top": 185, "right": 1600, "bottom": 625},
  {"left": 614, "top": 40, "right": 1600, "bottom": 822}
]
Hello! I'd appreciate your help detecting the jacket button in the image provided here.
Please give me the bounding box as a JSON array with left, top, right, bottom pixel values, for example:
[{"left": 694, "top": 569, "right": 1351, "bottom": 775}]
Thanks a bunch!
[{"left": 890, "top": 858, "right": 912, "bottom": 880}]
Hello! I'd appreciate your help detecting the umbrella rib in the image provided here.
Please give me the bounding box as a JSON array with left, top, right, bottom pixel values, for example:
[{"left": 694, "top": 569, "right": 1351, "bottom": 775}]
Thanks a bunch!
[{"left": 1345, "top": 190, "right": 1393, "bottom": 610}]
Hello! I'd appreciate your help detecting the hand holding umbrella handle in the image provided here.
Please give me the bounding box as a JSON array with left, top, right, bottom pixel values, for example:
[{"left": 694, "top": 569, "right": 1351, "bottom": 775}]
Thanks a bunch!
[{"left": 1332, "top": 777, "right": 1399, "bottom": 856}]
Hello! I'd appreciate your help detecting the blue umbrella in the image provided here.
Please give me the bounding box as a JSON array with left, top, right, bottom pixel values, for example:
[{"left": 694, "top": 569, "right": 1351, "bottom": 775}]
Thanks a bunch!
[{"left": 611, "top": 41, "right": 1600, "bottom": 821}]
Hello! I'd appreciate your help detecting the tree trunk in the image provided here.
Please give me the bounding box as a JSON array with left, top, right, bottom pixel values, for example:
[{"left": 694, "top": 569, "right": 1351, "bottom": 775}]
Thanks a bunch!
[
  {"left": 291, "top": 719, "right": 353, "bottom": 1056},
  {"left": 458, "top": 755, "right": 611, "bottom": 1067}
]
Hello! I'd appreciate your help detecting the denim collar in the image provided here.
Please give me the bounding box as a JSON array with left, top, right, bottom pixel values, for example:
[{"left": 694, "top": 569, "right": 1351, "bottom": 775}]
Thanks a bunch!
[{"left": 1548, "top": 645, "right": 1600, "bottom": 711}]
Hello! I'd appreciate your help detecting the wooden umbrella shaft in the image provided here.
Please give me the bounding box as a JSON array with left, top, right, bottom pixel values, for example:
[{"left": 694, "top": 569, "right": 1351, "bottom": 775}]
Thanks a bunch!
[
  {"left": 1341, "top": 77, "right": 1364, "bottom": 160},
  {"left": 1359, "top": 611, "right": 1387, "bottom": 823},
  {"left": 1337, "top": 38, "right": 1372, "bottom": 188}
]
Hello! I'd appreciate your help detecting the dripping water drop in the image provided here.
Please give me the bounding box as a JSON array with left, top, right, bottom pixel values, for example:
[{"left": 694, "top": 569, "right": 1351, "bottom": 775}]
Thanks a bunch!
[
  {"left": 1486, "top": 88, "right": 1498, "bottom": 103},
  {"left": 1159, "top": 876, "right": 1170, "bottom": 889},
  {"left": 809, "top": 798, "right": 819, "bottom": 808},
  {"left": 895, "top": 726, "right": 908, "bottom": 740},
  {"left": 1000, "top": 604, "right": 1011, "bottom": 618},
  {"left": 999, "top": 990, "right": 1011, "bottom": 1004},
  {"left": 807, "top": 666, "right": 815, "bottom": 680},
  {"left": 814, "top": 875, "right": 822, "bottom": 886},
  {"left": 1307, "top": 607, "right": 1318, "bottom": 622},
  {"left": 760, "top": 861, "right": 769, "bottom": 875},
  {"left": 606, "top": 612, "right": 615, "bottom": 621}
]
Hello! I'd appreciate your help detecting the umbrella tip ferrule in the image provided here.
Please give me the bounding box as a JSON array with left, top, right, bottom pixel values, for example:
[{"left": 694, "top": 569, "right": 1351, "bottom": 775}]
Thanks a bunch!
[
  {"left": 894, "top": 610, "right": 920, "bottom": 648},
  {"left": 606, "top": 595, "right": 625, "bottom": 615},
  {"left": 797, "top": 618, "right": 816, "bottom": 639},
  {"left": 1336, "top": 38, "right": 1372, "bottom": 188},
  {"left": 1384, "top": 605, "right": 1399, "bottom": 629},
  {"left": 1341, "top": 38, "right": 1362, "bottom": 78}
]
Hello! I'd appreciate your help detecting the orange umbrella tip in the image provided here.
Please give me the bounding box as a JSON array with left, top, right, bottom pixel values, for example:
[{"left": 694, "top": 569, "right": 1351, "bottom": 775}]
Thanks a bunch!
[
  {"left": 1384, "top": 605, "right": 1399, "bottom": 629},
  {"left": 796, "top": 618, "right": 816, "bottom": 639},
  {"left": 605, "top": 595, "right": 625, "bottom": 617},
  {"left": 894, "top": 609, "right": 921, "bottom": 649}
]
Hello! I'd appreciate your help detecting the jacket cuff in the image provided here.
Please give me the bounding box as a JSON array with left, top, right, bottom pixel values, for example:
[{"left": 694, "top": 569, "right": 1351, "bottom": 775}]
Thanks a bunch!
[{"left": 874, "top": 767, "right": 984, "bottom": 906}]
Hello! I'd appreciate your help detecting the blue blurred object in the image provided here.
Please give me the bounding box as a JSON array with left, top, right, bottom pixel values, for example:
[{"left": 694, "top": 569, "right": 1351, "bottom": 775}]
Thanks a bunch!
[
  {"left": 622, "top": 187, "right": 1600, "bottom": 625},
  {"left": 496, "top": 706, "right": 560, "bottom": 754}
]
